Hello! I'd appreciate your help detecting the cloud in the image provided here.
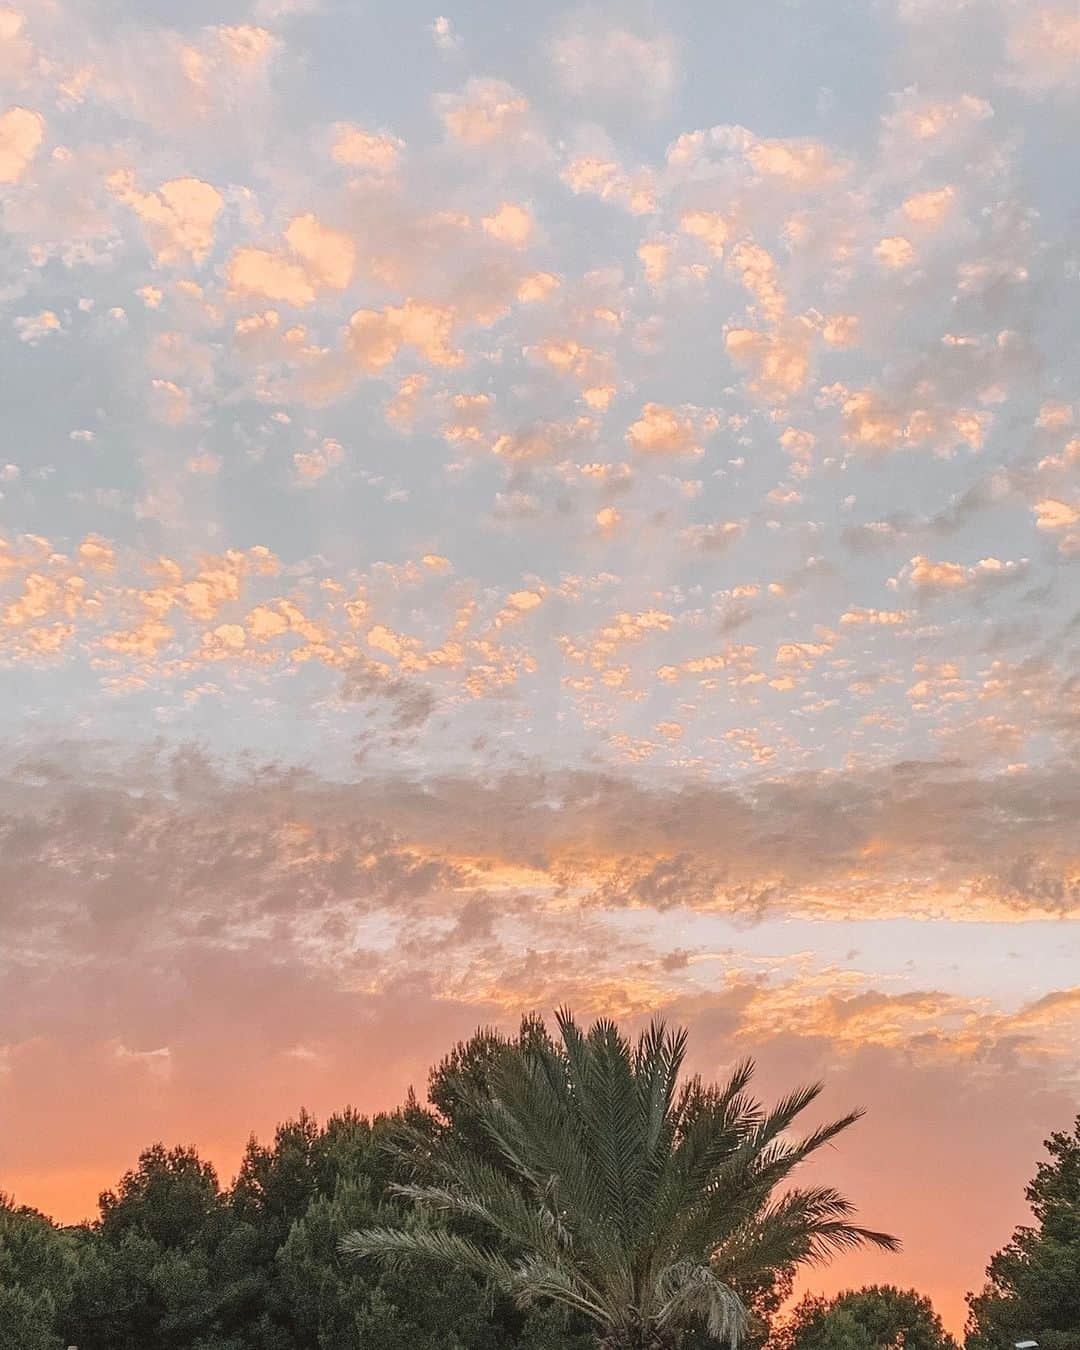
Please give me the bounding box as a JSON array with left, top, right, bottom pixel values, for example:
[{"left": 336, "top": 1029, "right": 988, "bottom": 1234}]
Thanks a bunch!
[
  {"left": 148, "top": 378, "right": 194, "bottom": 424},
  {"left": 347, "top": 299, "right": 462, "bottom": 371},
  {"left": 892, "top": 553, "right": 1028, "bottom": 597},
  {"left": 342, "top": 656, "right": 437, "bottom": 729},
  {"left": 561, "top": 154, "right": 656, "bottom": 213},
  {"left": 330, "top": 123, "right": 403, "bottom": 171},
  {"left": 2, "top": 742, "right": 1076, "bottom": 957},
  {"left": 228, "top": 249, "right": 315, "bottom": 306},
  {"left": 667, "top": 123, "right": 844, "bottom": 192},
  {"left": 680, "top": 209, "right": 729, "bottom": 255},
  {"left": 108, "top": 171, "right": 224, "bottom": 265},
  {"left": 481, "top": 200, "right": 533, "bottom": 248},
  {"left": 726, "top": 323, "right": 812, "bottom": 396},
  {"left": 0, "top": 104, "right": 43, "bottom": 182},
  {"left": 882, "top": 91, "right": 994, "bottom": 145},
  {"left": 283, "top": 213, "right": 355, "bottom": 289},
  {"left": 293, "top": 436, "right": 344, "bottom": 482},
  {"left": 823, "top": 387, "right": 991, "bottom": 455},
  {"left": 902, "top": 185, "right": 957, "bottom": 224},
  {"left": 14, "top": 309, "right": 61, "bottom": 344},
  {"left": 83, "top": 23, "right": 280, "bottom": 135},
  {"left": 430, "top": 15, "right": 461, "bottom": 53},
  {"left": 517, "top": 271, "right": 560, "bottom": 302},
  {"left": 0, "top": 10, "right": 37, "bottom": 86},
  {"left": 225, "top": 214, "right": 354, "bottom": 305},
  {"left": 874, "top": 235, "right": 916, "bottom": 267},
  {"left": 626, "top": 403, "right": 702, "bottom": 455},
  {"left": 745, "top": 136, "right": 845, "bottom": 186},
  {"left": 681, "top": 521, "right": 743, "bottom": 552},
  {"left": 550, "top": 19, "right": 678, "bottom": 118},
  {"left": 437, "top": 77, "right": 533, "bottom": 146},
  {"left": 1033, "top": 497, "right": 1080, "bottom": 555},
  {"left": 1033, "top": 497, "right": 1079, "bottom": 531},
  {"left": 1006, "top": 7, "right": 1080, "bottom": 94},
  {"left": 491, "top": 415, "right": 596, "bottom": 461}
]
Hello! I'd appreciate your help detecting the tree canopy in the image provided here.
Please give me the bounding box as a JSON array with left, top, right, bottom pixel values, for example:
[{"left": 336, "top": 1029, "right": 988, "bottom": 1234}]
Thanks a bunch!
[
  {"left": 778, "top": 1286, "right": 958, "bottom": 1350},
  {"left": 966, "top": 1114, "right": 1080, "bottom": 1350}
]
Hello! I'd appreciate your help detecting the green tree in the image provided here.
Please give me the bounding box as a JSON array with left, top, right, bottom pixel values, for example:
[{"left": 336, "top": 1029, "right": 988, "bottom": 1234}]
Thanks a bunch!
[
  {"left": 280, "top": 1173, "right": 584, "bottom": 1350},
  {"left": 966, "top": 1115, "right": 1080, "bottom": 1350},
  {"left": 343, "top": 1011, "right": 897, "bottom": 1350},
  {"left": 98, "top": 1143, "right": 222, "bottom": 1247},
  {"left": 0, "top": 1195, "right": 76, "bottom": 1350},
  {"left": 228, "top": 1104, "right": 435, "bottom": 1347},
  {"left": 778, "top": 1286, "right": 957, "bottom": 1350},
  {"left": 64, "top": 1144, "right": 256, "bottom": 1350}
]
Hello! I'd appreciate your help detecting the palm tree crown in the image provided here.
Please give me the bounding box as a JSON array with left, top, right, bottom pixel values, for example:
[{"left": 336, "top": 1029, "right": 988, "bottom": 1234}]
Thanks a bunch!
[{"left": 342, "top": 1010, "right": 898, "bottom": 1349}]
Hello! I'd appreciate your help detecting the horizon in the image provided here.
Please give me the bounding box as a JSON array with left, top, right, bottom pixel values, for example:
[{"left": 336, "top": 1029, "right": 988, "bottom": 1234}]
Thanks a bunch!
[{"left": 2, "top": 0, "right": 1078, "bottom": 1341}]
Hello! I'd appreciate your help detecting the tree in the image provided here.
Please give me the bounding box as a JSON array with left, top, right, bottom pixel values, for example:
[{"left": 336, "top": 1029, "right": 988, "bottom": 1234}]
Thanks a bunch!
[
  {"left": 343, "top": 1010, "right": 898, "bottom": 1350},
  {"left": 64, "top": 1144, "right": 257, "bottom": 1350},
  {"left": 280, "top": 1174, "right": 584, "bottom": 1350},
  {"left": 966, "top": 1115, "right": 1080, "bottom": 1350},
  {"left": 430, "top": 1020, "right": 791, "bottom": 1349},
  {"left": 98, "top": 1144, "right": 222, "bottom": 1248},
  {"left": 0, "top": 1195, "right": 76, "bottom": 1350},
  {"left": 777, "top": 1286, "right": 957, "bottom": 1350}
]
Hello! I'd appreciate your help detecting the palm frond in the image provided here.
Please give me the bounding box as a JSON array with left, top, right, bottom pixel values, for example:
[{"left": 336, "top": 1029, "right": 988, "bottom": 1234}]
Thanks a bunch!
[
  {"left": 341, "top": 1223, "right": 521, "bottom": 1285},
  {"left": 654, "top": 1259, "right": 748, "bottom": 1344}
]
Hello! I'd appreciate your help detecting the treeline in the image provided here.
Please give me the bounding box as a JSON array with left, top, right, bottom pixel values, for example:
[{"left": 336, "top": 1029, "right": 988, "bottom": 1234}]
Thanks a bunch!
[
  {"left": 2, "top": 1019, "right": 1077, "bottom": 1349},
  {"left": 4, "top": 1054, "right": 592, "bottom": 1350}
]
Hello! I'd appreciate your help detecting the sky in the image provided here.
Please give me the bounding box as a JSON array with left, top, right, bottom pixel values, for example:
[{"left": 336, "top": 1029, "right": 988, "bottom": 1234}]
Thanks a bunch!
[{"left": 1, "top": 0, "right": 1079, "bottom": 1334}]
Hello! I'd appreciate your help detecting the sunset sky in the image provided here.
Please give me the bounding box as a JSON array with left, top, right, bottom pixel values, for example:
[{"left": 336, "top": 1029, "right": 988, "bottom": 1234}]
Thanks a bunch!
[{"left": 2, "top": 0, "right": 1079, "bottom": 1334}]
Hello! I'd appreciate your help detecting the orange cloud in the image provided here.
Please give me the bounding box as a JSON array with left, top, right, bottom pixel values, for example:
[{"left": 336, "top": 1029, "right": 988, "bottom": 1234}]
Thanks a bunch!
[
  {"left": 284, "top": 214, "right": 354, "bottom": 289},
  {"left": 0, "top": 104, "right": 43, "bottom": 182},
  {"left": 874, "top": 235, "right": 915, "bottom": 268},
  {"left": 1006, "top": 7, "right": 1080, "bottom": 93},
  {"left": 626, "top": 403, "right": 701, "bottom": 455},
  {"left": 726, "top": 323, "right": 812, "bottom": 396},
  {"left": 347, "top": 299, "right": 462, "bottom": 371},
  {"left": 331, "top": 122, "right": 403, "bottom": 170},
  {"left": 109, "top": 170, "right": 224, "bottom": 264},
  {"left": 902, "top": 186, "right": 956, "bottom": 225},
  {"left": 226, "top": 214, "right": 354, "bottom": 306},
  {"left": 481, "top": 201, "right": 533, "bottom": 248},
  {"left": 894, "top": 554, "right": 1027, "bottom": 596},
  {"left": 561, "top": 155, "right": 656, "bottom": 213},
  {"left": 438, "top": 77, "right": 532, "bottom": 145}
]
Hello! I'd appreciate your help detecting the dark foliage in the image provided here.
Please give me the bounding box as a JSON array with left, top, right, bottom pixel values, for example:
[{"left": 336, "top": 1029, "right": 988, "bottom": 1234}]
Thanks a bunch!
[
  {"left": 775, "top": 1286, "right": 957, "bottom": 1350},
  {"left": 966, "top": 1115, "right": 1080, "bottom": 1350}
]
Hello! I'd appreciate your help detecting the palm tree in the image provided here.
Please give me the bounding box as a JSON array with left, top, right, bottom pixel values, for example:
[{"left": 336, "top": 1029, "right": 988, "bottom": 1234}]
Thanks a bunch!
[{"left": 342, "top": 1010, "right": 898, "bottom": 1350}]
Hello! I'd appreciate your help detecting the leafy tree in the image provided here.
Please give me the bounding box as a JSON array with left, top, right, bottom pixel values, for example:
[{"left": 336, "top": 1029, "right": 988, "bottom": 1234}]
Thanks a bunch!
[
  {"left": 966, "top": 1114, "right": 1080, "bottom": 1350},
  {"left": 728, "top": 1264, "right": 795, "bottom": 1350},
  {"left": 0, "top": 1195, "right": 76, "bottom": 1350},
  {"left": 64, "top": 1144, "right": 258, "bottom": 1350},
  {"left": 280, "top": 1174, "right": 583, "bottom": 1350},
  {"left": 98, "top": 1143, "right": 222, "bottom": 1247},
  {"left": 344, "top": 1010, "right": 897, "bottom": 1350},
  {"left": 61, "top": 1101, "right": 582, "bottom": 1350},
  {"left": 228, "top": 1103, "right": 437, "bottom": 1347},
  {"left": 777, "top": 1286, "right": 957, "bottom": 1350}
]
